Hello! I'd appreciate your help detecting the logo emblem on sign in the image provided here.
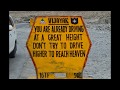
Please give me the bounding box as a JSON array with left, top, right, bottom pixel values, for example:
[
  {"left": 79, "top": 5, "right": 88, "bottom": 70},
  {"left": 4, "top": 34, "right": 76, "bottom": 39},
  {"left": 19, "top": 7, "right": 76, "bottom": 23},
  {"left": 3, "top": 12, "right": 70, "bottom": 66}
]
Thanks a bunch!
[
  {"left": 71, "top": 18, "right": 78, "bottom": 24},
  {"left": 40, "top": 18, "right": 45, "bottom": 24}
]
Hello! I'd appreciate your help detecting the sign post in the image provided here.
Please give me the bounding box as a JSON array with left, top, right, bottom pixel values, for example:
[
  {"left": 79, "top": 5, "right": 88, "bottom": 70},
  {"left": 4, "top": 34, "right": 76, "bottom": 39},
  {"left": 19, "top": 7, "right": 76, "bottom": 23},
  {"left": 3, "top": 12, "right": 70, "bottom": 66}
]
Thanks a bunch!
[
  {"left": 29, "top": 17, "right": 34, "bottom": 27},
  {"left": 26, "top": 16, "right": 92, "bottom": 79}
]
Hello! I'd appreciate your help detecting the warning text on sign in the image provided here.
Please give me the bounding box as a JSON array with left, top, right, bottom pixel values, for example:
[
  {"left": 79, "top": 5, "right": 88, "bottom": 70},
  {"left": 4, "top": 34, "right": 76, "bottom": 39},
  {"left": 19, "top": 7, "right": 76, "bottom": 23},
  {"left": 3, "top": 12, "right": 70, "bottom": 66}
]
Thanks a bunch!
[{"left": 32, "top": 23, "right": 86, "bottom": 58}]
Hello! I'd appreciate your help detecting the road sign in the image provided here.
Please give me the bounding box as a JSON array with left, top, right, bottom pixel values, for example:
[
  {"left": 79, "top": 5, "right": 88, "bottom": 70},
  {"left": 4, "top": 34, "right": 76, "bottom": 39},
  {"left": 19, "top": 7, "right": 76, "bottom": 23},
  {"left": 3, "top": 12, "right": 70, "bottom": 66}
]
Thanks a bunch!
[{"left": 26, "top": 16, "right": 92, "bottom": 79}]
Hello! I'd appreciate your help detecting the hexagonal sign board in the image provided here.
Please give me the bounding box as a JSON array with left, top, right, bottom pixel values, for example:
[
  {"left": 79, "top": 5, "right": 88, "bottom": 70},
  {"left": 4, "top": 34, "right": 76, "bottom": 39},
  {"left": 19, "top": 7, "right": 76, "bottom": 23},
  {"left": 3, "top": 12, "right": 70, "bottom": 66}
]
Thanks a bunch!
[{"left": 26, "top": 16, "right": 92, "bottom": 79}]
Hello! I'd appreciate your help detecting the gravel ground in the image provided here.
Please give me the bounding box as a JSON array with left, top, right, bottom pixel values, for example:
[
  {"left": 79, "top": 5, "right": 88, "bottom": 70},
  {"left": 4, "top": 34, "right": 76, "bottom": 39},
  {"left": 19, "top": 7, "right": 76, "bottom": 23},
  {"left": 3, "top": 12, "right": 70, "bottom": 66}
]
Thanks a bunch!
[
  {"left": 9, "top": 11, "right": 111, "bottom": 24},
  {"left": 9, "top": 11, "right": 111, "bottom": 79},
  {"left": 83, "top": 23, "right": 111, "bottom": 79}
]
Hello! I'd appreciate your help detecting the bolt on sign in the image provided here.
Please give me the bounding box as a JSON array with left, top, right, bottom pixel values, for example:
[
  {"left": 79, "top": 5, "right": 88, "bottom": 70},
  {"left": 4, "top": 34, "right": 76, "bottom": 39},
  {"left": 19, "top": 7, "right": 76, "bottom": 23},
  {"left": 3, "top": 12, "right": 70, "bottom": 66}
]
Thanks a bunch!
[{"left": 26, "top": 16, "right": 92, "bottom": 79}]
